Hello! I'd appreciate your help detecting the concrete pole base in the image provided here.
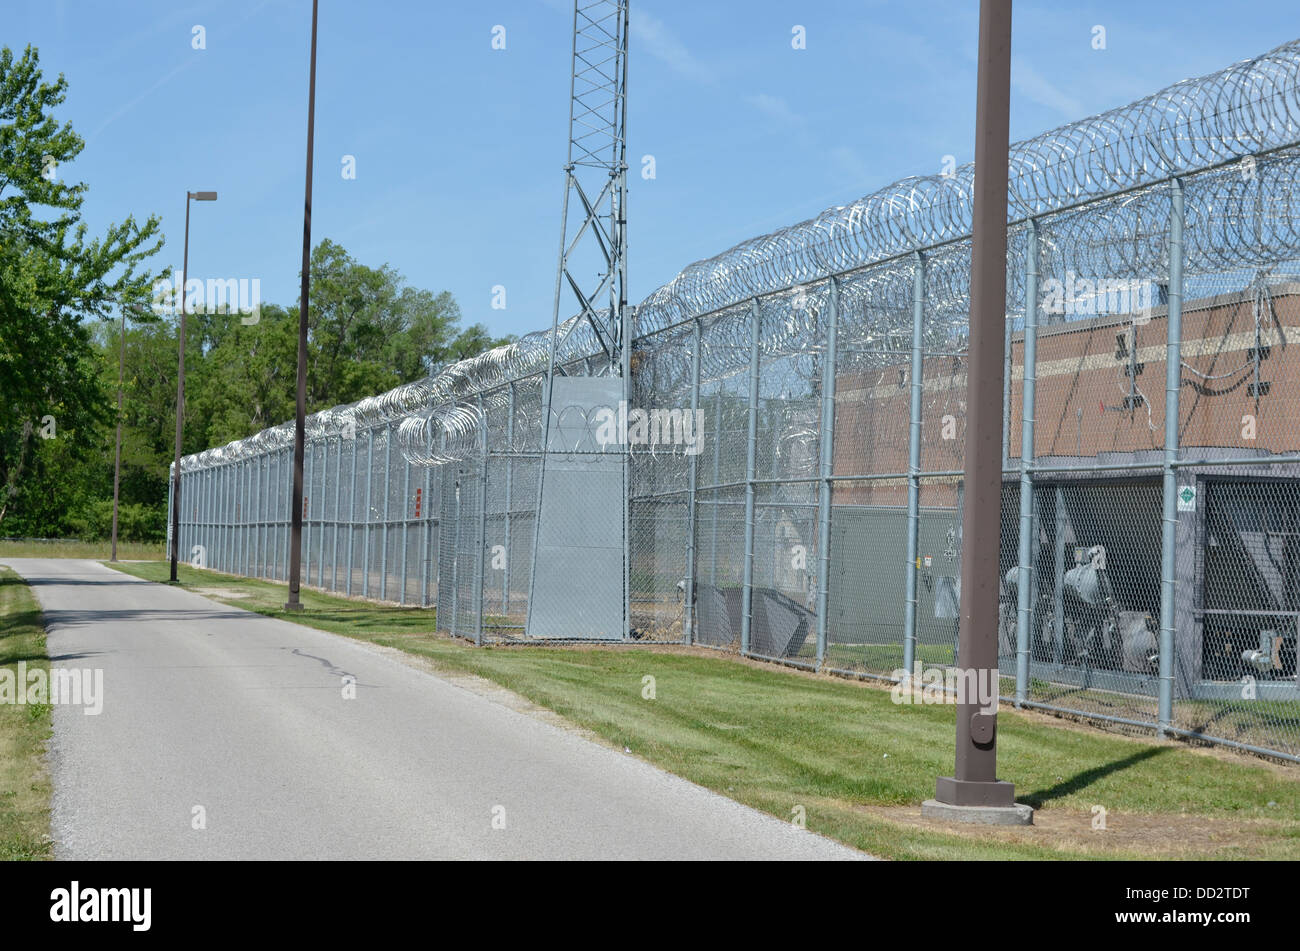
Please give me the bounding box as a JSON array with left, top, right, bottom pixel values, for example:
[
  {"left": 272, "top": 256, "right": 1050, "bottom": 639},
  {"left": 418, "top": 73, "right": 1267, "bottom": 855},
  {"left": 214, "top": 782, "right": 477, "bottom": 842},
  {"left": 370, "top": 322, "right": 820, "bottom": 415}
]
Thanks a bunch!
[
  {"left": 922, "top": 799, "right": 1034, "bottom": 826},
  {"left": 283, "top": 601, "right": 305, "bottom": 612}
]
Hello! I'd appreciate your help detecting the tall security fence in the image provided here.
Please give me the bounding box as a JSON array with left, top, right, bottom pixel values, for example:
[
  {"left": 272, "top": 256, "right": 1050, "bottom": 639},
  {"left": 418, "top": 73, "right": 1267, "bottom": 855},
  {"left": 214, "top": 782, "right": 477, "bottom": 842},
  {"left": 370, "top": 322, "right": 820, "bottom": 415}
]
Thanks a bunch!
[{"left": 173, "top": 40, "right": 1300, "bottom": 762}]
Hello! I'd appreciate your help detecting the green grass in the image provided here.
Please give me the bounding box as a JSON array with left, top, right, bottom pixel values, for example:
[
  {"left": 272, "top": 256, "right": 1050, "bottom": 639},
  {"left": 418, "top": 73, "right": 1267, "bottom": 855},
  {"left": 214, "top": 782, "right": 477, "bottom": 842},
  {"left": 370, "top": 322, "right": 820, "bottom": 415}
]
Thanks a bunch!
[
  {"left": 0, "top": 568, "right": 53, "bottom": 860},
  {"left": 0, "top": 539, "right": 164, "bottom": 560},
  {"left": 108, "top": 560, "right": 1300, "bottom": 860}
]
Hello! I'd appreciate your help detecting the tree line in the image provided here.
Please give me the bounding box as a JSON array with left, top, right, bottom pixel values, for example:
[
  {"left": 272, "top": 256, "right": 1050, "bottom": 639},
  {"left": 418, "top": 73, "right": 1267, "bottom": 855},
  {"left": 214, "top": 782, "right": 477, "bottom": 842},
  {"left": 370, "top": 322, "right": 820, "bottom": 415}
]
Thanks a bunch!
[{"left": 0, "top": 45, "right": 509, "bottom": 542}]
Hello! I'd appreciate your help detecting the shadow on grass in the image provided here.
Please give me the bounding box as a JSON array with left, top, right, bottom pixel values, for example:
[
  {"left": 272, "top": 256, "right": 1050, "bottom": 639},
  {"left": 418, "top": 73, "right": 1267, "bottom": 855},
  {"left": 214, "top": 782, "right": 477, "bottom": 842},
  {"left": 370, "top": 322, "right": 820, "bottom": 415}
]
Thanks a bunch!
[
  {"left": 1020, "top": 746, "right": 1170, "bottom": 808},
  {"left": 0, "top": 608, "right": 45, "bottom": 637}
]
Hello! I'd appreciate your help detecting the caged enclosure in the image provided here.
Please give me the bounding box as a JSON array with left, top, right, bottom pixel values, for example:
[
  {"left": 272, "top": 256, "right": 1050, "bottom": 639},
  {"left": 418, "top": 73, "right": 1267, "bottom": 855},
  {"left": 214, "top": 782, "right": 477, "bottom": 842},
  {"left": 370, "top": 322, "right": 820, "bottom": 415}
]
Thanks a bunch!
[{"left": 174, "top": 39, "right": 1300, "bottom": 762}]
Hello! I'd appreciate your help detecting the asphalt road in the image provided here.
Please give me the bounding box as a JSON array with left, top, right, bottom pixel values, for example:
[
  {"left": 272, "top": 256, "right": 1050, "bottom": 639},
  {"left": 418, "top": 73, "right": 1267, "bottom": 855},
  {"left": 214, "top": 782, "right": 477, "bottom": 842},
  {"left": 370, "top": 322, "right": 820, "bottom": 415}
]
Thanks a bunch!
[{"left": 4, "top": 559, "right": 867, "bottom": 860}]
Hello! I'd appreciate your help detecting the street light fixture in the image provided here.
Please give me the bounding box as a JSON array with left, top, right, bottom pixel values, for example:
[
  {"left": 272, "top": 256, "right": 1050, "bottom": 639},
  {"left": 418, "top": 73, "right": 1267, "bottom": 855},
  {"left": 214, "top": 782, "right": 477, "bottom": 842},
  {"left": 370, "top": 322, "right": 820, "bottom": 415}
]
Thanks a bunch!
[{"left": 169, "top": 189, "right": 218, "bottom": 583}]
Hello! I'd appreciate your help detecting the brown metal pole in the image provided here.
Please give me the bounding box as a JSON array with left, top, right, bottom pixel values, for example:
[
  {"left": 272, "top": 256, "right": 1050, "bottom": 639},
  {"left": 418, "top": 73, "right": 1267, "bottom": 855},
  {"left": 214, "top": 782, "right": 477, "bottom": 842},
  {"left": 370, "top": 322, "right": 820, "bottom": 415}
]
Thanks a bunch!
[
  {"left": 935, "top": 0, "right": 1015, "bottom": 808},
  {"left": 169, "top": 195, "right": 192, "bottom": 583},
  {"left": 286, "top": 0, "right": 319, "bottom": 611},
  {"left": 111, "top": 308, "right": 126, "bottom": 562}
]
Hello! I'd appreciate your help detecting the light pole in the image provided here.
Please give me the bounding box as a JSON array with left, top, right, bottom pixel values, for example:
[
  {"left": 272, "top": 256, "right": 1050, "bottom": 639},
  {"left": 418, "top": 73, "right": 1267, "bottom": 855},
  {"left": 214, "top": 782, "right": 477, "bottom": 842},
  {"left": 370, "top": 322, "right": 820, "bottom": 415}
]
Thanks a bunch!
[
  {"left": 111, "top": 306, "right": 128, "bottom": 562},
  {"left": 285, "top": 0, "right": 319, "bottom": 611},
  {"left": 923, "top": 0, "right": 1031, "bottom": 825},
  {"left": 169, "top": 190, "right": 218, "bottom": 583}
]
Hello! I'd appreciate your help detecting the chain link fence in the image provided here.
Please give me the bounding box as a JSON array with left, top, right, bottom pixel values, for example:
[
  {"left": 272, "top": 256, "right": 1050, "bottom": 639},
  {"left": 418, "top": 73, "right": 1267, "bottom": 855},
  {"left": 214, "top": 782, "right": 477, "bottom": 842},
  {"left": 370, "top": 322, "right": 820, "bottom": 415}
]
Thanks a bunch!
[{"left": 172, "top": 41, "right": 1300, "bottom": 762}]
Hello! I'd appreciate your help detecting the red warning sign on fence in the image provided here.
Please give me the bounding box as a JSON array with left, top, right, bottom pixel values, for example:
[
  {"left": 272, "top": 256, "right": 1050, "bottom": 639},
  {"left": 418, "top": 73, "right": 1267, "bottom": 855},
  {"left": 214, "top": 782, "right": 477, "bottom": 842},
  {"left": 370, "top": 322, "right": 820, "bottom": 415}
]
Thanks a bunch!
[{"left": 414, "top": 487, "right": 422, "bottom": 518}]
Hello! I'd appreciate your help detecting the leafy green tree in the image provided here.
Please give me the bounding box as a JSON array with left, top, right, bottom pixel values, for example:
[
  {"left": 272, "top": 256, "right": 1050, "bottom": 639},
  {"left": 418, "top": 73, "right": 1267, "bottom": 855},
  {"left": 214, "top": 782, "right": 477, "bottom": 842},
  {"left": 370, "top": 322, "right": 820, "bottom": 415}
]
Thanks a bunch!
[
  {"left": 303, "top": 239, "right": 512, "bottom": 407},
  {"left": 0, "top": 45, "right": 162, "bottom": 529}
]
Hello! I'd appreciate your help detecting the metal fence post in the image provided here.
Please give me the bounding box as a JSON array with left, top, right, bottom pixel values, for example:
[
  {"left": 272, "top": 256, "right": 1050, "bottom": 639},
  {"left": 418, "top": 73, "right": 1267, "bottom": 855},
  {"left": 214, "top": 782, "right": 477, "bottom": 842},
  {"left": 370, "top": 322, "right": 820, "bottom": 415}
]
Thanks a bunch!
[
  {"left": 210, "top": 466, "right": 217, "bottom": 567},
  {"left": 229, "top": 463, "right": 236, "bottom": 570},
  {"left": 381, "top": 422, "right": 392, "bottom": 601},
  {"left": 201, "top": 467, "right": 210, "bottom": 568},
  {"left": 236, "top": 460, "right": 244, "bottom": 575},
  {"left": 420, "top": 450, "right": 432, "bottom": 609},
  {"left": 217, "top": 466, "right": 223, "bottom": 568},
  {"left": 317, "top": 439, "right": 327, "bottom": 588},
  {"left": 740, "top": 297, "right": 761, "bottom": 656},
  {"left": 166, "top": 464, "right": 175, "bottom": 568},
  {"left": 252, "top": 456, "right": 261, "bottom": 577},
  {"left": 709, "top": 379, "right": 723, "bottom": 586},
  {"left": 684, "top": 318, "right": 702, "bottom": 645},
  {"left": 903, "top": 252, "right": 926, "bottom": 675},
  {"left": 243, "top": 458, "right": 252, "bottom": 576},
  {"left": 474, "top": 395, "right": 489, "bottom": 645},
  {"left": 1159, "top": 178, "right": 1186, "bottom": 735},
  {"left": 815, "top": 279, "right": 840, "bottom": 670},
  {"left": 363, "top": 427, "right": 374, "bottom": 598},
  {"left": 264, "top": 453, "right": 272, "bottom": 577},
  {"left": 451, "top": 464, "right": 463, "bottom": 636},
  {"left": 218, "top": 465, "right": 225, "bottom": 568},
  {"left": 503, "top": 383, "right": 515, "bottom": 616},
  {"left": 304, "top": 441, "right": 315, "bottom": 585},
  {"left": 204, "top": 466, "right": 212, "bottom": 567},
  {"left": 1052, "top": 484, "right": 1065, "bottom": 664},
  {"left": 1015, "top": 220, "right": 1040, "bottom": 704},
  {"left": 270, "top": 451, "right": 277, "bottom": 578},
  {"left": 330, "top": 435, "right": 341, "bottom": 591},
  {"left": 347, "top": 430, "right": 359, "bottom": 595},
  {"left": 400, "top": 444, "right": 411, "bottom": 605},
  {"left": 223, "top": 464, "right": 232, "bottom": 571}
]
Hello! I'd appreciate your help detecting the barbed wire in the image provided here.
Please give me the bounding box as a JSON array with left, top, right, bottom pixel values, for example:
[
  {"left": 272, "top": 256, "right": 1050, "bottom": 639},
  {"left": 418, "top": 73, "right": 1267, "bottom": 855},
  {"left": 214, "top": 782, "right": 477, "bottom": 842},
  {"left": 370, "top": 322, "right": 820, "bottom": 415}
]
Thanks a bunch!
[{"left": 182, "top": 38, "right": 1300, "bottom": 472}]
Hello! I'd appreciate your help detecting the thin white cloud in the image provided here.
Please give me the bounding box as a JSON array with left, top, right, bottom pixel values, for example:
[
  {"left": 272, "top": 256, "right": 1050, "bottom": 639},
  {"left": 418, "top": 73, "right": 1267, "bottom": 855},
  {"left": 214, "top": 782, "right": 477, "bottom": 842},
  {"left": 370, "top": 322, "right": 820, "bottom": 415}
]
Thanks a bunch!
[
  {"left": 629, "top": 9, "right": 715, "bottom": 83},
  {"left": 1012, "top": 58, "right": 1085, "bottom": 120},
  {"left": 746, "top": 93, "right": 804, "bottom": 127},
  {"left": 829, "top": 146, "right": 871, "bottom": 184}
]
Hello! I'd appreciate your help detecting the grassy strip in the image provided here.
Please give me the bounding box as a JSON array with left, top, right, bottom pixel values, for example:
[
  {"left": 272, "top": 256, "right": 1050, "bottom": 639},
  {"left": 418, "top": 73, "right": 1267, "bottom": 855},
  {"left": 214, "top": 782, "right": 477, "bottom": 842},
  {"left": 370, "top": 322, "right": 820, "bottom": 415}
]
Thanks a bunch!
[
  {"left": 0, "top": 539, "right": 164, "bottom": 561},
  {"left": 0, "top": 568, "right": 53, "bottom": 860},
  {"left": 108, "top": 560, "right": 1300, "bottom": 860}
]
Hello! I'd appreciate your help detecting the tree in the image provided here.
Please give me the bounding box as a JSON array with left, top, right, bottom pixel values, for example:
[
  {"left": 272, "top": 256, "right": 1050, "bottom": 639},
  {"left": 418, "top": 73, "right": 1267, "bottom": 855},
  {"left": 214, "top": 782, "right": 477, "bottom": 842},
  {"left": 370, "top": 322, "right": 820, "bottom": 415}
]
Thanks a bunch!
[
  {"left": 0, "top": 45, "right": 162, "bottom": 528},
  {"left": 303, "top": 239, "right": 512, "bottom": 408}
]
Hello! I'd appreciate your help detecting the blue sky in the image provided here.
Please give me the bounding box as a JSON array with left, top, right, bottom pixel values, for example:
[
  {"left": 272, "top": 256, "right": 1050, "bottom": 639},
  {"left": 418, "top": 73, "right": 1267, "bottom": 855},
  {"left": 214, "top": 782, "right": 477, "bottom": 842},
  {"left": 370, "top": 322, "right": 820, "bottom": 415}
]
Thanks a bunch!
[{"left": 9, "top": 0, "right": 1300, "bottom": 338}]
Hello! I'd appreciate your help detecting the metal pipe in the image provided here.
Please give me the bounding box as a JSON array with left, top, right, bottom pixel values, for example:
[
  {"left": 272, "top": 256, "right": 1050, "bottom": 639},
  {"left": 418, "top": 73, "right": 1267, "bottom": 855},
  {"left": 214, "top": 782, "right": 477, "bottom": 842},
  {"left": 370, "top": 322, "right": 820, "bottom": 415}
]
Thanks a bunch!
[
  {"left": 331, "top": 436, "right": 342, "bottom": 591},
  {"left": 317, "top": 440, "right": 327, "bottom": 588},
  {"left": 362, "top": 428, "right": 374, "bottom": 598},
  {"left": 1053, "top": 484, "right": 1065, "bottom": 665},
  {"left": 1015, "top": 221, "right": 1040, "bottom": 704},
  {"left": 381, "top": 422, "right": 392, "bottom": 601},
  {"left": 937, "top": 0, "right": 1014, "bottom": 809},
  {"left": 1159, "top": 177, "right": 1186, "bottom": 735},
  {"left": 169, "top": 195, "right": 192, "bottom": 583},
  {"left": 815, "top": 279, "right": 840, "bottom": 670},
  {"left": 400, "top": 445, "right": 411, "bottom": 605},
  {"left": 903, "top": 252, "right": 925, "bottom": 675},
  {"left": 709, "top": 380, "right": 723, "bottom": 586},
  {"left": 302, "top": 441, "right": 314, "bottom": 585},
  {"left": 347, "top": 430, "right": 358, "bottom": 595},
  {"left": 242, "top": 458, "right": 250, "bottom": 576},
  {"left": 740, "top": 298, "right": 762, "bottom": 656},
  {"left": 110, "top": 310, "right": 127, "bottom": 562},
  {"left": 475, "top": 395, "right": 489, "bottom": 645},
  {"left": 420, "top": 446, "right": 432, "bottom": 608},
  {"left": 503, "top": 383, "right": 515, "bottom": 616},
  {"left": 684, "top": 318, "right": 702, "bottom": 645},
  {"left": 285, "top": 0, "right": 319, "bottom": 611}
]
